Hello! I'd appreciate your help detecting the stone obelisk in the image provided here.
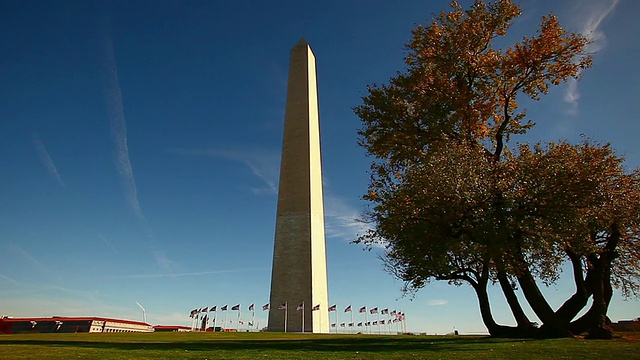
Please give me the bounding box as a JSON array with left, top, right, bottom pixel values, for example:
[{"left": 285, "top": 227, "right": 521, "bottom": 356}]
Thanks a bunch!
[{"left": 267, "top": 38, "right": 329, "bottom": 333}]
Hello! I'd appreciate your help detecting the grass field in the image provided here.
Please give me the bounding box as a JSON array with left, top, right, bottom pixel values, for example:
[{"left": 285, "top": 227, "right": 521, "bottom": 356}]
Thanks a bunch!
[{"left": 0, "top": 332, "right": 638, "bottom": 359}]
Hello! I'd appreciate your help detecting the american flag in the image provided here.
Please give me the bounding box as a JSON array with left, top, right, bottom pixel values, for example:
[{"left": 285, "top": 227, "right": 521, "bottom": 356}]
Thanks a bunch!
[
  {"left": 380, "top": 320, "right": 386, "bottom": 324},
  {"left": 344, "top": 305, "right": 352, "bottom": 312},
  {"left": 331, "top": 323, "right": 336, "bottom": 327},
  {"left": 381, "top": 308, "right": 389, "bottom": 315},
  {"left": 263, "top": 303, "right": 270, "bottom": 311},
  {"left": 211, "top": 306, "right": 217, "bottom": 312},
  {"left": 373, "top": 321, "right": 378, "bottom": 325},
  {"left": 328, "top": 304, "right": 337, "bottom": 312},
  {"left": 359, "top": 306, "right": 366, "bottom": 313},
  {"left": 221, "top": 305, "right": 228, "bottom": 311},
  {"left": 340, "top": 323, "right": 345, "bottom": 327},
  {"left": 370, "top": 307, "right": 378, "bottom": 314},
  {"left": 312, "top": 304, "right": 320, "bottom": 311},
  {"left": 391, "top": 310, "right": 397, "bottom": 316},
  {"left": 248, "top": 303, "right": 255, "bottom": 311},
  {"left": 357, "top": 322, "right": 363, "bottom": 327},
  {"left": 348, "top": 323, "right": 354, "bottom": 327},
  {"left": 365, "top": 321, "right": 371, "bottom": 326},
  {"left": 201, "top": 307, "right": 208, "bottom": 312},
  {"left": 232, "top": 304, "right": 240, "bottom": 311},
  {"left": 278, "top": 303, "right": 287, "bottom": 310},
  {"left": 296, "top": 303, "right": 304, "bottom": 311}
]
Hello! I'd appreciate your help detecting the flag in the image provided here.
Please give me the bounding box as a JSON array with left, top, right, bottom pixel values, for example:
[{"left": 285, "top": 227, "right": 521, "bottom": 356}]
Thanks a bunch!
[
  {"left": 263, "top": 303, "right": 270, "bottom": 311},
  {"left": 373, "top": 321, "right": 378, "bottom": 325},
  {"left": 221, "top": 305, "right": 228, "bottom": 311},
  {"left": 331, "top": 323, "right": 336, "bottom": 327},
  {"left": 340, "top": 323, "right": 345, "bottom": 327},
  {"left": 239, "top": 320, "right": 244, "bottom": 325},
  {"left": 328, "top": 304, "right": 337, "bottom": 312},
  {"left": 232, "top": 304, "right": 240, "bottom": 311},
  {"left": 357, "top": 322, "right": 362, "bottom": 327},
  {"left": 365, "top": 322, "right": 371, "bottom": 326},
  {"left": 381, "top": 308, "right": 389, "bottom": 315},
  {"left": 370, "top": 307, "right": 378, "bottom": 314},
  {"left": 202, "top": 307, "right": 208, "bottom": 312},
  {"left": 278, "top": 303, "right": 287, "bottom": 310},
  {"left": 211, "top": 306, "right": 217, "bottom": 312},
  {"left": 190, "top": 309, "right": 197, "bottom": 318},
  {"left": 344, "top": 305, "right": 352, "bottom": 312},
  {"left": 359, "top": 306, "right": 366, "bottom": 313},
  {"left": 348, "top": 323, "right": 354, "bottom": 327},
  {"left": 296, "top": 303, "right": 304, "bottom": 311},
  {"left": 380, "top": 320, "right": 385, "bottom": 324},
  {"left": 391, "top": 310, "right": 397, "bottom": 316},
  {"left": 248, "top": 303, "right": 254, "bottom": 311},
  {"left": 312, "top": 304, "right": 320, "bottom": 311},
  {"left": 249, "top": 322, "right": 253, "bottom": 327}
]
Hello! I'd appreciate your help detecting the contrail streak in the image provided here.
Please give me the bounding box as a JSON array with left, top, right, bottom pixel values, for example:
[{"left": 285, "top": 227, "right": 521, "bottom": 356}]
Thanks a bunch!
[
  {"left": 31, "top": 134, "right": 65, "bottom": 187},
  {"left": 104, "top": 36, "right": 143, "bottom": 220}
]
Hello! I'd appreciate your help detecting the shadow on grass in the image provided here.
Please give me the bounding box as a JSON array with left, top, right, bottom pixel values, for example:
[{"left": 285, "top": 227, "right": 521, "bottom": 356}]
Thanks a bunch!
[{"left": 0, "top": 336, "right": 530, "bottom": 354}]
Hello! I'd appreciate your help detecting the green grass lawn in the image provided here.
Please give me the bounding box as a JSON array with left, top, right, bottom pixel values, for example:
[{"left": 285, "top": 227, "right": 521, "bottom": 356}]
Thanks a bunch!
[{"left": 0, "top": 332, "right": 638, "bottom": 359}]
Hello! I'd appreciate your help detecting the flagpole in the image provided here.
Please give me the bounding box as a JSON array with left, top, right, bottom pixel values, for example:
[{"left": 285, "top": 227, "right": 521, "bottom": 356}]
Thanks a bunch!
[
  {"left": 365, "top": 305, "right": 369, "bottom": 334},
  {"left": 237, "top": 308, "right": 241, "bottom": 331},
  {"left": 224, "top": 307, "right": 228, "bottom": 331},
  {"left": 252, "top": 306, "right": 255, "bottom": 331},
  {"left": 284, "top": 301, "right": 288, "bottom": 333},
  {"left": 301, "top": 301, "right": 305, "bottom": 333},
  {"left": 213, "top": 307, "right": 217, "bottom": 332}
]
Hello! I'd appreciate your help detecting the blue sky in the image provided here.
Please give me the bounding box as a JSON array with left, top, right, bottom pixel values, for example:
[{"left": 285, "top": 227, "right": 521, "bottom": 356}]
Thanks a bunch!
[{"left": 1, "top": 0, "right": 638, "bottom": 334}]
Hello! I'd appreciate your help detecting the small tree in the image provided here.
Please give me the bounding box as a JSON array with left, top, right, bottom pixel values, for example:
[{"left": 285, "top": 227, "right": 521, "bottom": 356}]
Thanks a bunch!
[{"left": 355, "top": 0, "right": 639, "bottom": 338}]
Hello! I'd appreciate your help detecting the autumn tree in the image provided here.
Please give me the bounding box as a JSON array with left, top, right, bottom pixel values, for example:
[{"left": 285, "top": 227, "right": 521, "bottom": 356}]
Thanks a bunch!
[{"left": 355, "top": 0, "right": 640, "bottom": 338}]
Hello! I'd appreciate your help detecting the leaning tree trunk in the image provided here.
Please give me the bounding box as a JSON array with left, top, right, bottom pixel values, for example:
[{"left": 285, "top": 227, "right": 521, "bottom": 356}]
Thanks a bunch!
[
  {"left": 554, "top": 250, "right": 594, "bottom": 325},
  {"left": 497, "top": 269, "right": 537, "bottom": 337},
  {"left": 469, "top": 266, "right": 525, "bottom": 338},
  {"left": 511, "top": 244, "right": 571, "bottom": 338}
]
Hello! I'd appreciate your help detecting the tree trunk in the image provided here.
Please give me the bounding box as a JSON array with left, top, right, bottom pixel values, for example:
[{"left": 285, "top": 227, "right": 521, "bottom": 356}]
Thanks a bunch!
[
  {"left": 497, "top": 269, "right": 537, "bottom": 337},
  {"left": 469, "top": 265, "right": 531, "bottom": 338},
  {"left": 512, "top": 254, "right": 571, "bottom": 337},
  {"left": 584, "top": 225, "right": 619, "bottom": 339},
  {"left": 554, "top": 250, "right": 593, "bottom": 324}
]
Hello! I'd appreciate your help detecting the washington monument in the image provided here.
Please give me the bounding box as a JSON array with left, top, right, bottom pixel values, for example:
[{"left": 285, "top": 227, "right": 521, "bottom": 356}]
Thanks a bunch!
[{"left": 267, "top": 38, "right": 330, "bottom": 333}]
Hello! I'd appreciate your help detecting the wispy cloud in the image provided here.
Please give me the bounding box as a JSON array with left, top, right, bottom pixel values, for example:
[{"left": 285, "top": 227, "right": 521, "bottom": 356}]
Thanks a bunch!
[
  {"left": 31, "top": 134, "right": 65, "bottom": 187},
  {"left": 564, "top": 0, "right": 619, "bottom": 114},
  {"left": 324, "top": 194, "right": 372, "bottom": 243},
  {"left": 104, "top": 37, "right": 143, "bottom": 220},
  {"left": 0, "top": 273, "right": 18, "bottom": 284},
  {"left": 9, "top": 245, "right": 52, "bottom": 275},
  {"left": 173, "top": 148, "right": 280, "bottom": 194},
  {"left": 175, "top": 148, "right": 372, "bottom": 243},
  {"left": 151, "top": 249, "right": 180, "bottom": 275},
  {"left": 98, "top": 233, "right": 119, "bottom": 255},
  {"left": 113, "top": 268, "right": 264, "bottom": 279},
  {"left": 427, "top": 299, "right": 449, "bottom": 306}
]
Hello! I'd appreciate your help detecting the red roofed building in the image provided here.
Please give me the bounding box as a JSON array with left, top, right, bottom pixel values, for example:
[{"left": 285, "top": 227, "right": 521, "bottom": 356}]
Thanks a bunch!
[
  {"left": 0, "top": 316, "right": 154, "bottom": 334},
  {"left": 153, "top": 325, "right": 192, "bottom": 332}
]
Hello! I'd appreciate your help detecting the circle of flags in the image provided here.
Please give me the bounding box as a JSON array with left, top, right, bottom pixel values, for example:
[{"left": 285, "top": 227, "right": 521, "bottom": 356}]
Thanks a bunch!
[{"left": 188, "top": 303, "right": 407, "bottom": 334}]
